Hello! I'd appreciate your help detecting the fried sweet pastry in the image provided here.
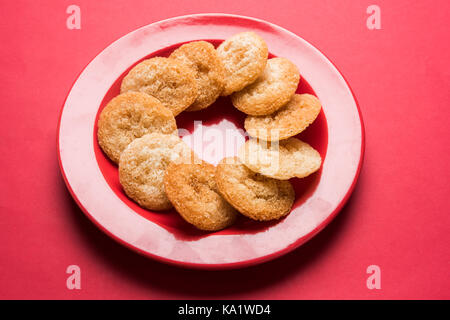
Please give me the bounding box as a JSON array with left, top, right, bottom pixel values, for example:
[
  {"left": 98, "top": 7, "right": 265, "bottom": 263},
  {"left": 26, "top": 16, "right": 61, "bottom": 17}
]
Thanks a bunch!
[
  {"left": 170, "top": 41, "right": 225, "bottom": 111},
  {"left": 97, "top": 92, "right": 177, "bottom": 163},
  {"left": 231, "top": 58, "right": 300, "bottom": 116},
  {"left": 119, "top": 133, "right": 195, "bottom": 211},
  {"left": 238, "top": 138, "right": 322, "bottom": 180},
  {"left": 164, "top": 162, "right": 238, "bottom": 231},
  {"left": 120, "top": 57, "right": 198, "bottom": 116},
  {"left": 215, "top": 157, "right": 295, "bottom": 221},
  {"left": 244, "top": 94, "right": 322, "bottom": 141},
  {"left": 217, "top": 32, "right": 268, "bottom": 96}
]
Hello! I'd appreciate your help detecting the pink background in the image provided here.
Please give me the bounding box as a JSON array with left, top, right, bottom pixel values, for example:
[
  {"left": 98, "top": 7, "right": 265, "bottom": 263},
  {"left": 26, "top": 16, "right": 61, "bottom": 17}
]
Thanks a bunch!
[{"left": 1, "top": 0, "right": 449, "bottom": 299}]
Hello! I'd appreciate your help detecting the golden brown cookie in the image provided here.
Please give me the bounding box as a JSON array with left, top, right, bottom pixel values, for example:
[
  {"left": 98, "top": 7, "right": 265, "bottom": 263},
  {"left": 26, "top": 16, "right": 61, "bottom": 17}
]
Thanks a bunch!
[
  {"left": 97, "top": 92, "right": 177, "bottom": 163},
  {"left": 119, "top": 133, "right": 196, "bottom": 211},
  {"left": 231, "top": 58, "right": 300, "bottom": 116},
  {"left": 169, "top": 41, "right": 225, "bottom": 111},
  {"left": 120, "top": 57, "right": 198, "bottom": 116},
  {"left": 238, "top": 138, "right": 322, "bottom": 180},
  {"left": 164, "top": 162, "right": 238, "bottom": 231},
  {"left": 215, "top": 157, "right": 295, "bottom": 221},
  {"left": 217, "top": 32, "right": 268, "bottom": 96},
  {"left": 244, "top": 94, "right": 322, "bottom": 141}
]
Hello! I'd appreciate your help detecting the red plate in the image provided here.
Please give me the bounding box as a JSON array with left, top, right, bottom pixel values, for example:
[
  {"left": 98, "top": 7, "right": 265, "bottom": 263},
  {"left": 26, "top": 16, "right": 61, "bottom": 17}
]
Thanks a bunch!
[{"left": 57, "top": 13, "right": 364, "bottom": 269}]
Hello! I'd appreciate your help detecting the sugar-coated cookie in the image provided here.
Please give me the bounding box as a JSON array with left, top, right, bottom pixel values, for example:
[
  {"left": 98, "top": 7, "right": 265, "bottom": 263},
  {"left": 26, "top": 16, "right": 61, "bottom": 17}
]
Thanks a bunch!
[
  {"left": 238, "top": 138, "right": 322, "bottom": 180},
  {"left": 119, "top": 133, "right": 195, "bottom": 211},
  {"left": 231, "top": 58, "right": 300, "bottom": 116},
  {"left": 97, "top": 92, "right": 177, "bottom": 163},
  {"left": 120, "top": 57, "right": 198, "bottom": 116},
  {"left": 170, "top": 41, "right": 225, "bottom": 111},
  {"left": 244, "top": 94, "right": 321, "bottom": 141},
  {"left": 164, "top": 162, "right": 238, "bottom": 231},
  {"left": 217, "top": 32, "right": 268, "bottom": 96},
  {"left": 215, "top": 157, "right": 295, "bottom": 221}
]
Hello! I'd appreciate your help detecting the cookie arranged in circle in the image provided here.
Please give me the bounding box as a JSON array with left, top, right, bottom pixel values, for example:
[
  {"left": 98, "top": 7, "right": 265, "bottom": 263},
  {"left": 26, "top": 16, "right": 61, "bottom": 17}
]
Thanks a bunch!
[
  {"left": 164, "top": 162, "right": 238, "bottom": 231},
  {"left": 231, "top": 58, "right": 300, "bottom": 116},
  {"left": 238, "top": 138, "right": 322, "bottom": 180},
  {"left": 217, "top": 32, "right": 268, "bottom": 96},
  {"left": 170, "top": 41, "right": 225, "bottom": 111},
  {"left": 245, "top": 94, "right": 322, "bottom": 141},
  {"left": 119, "top": 133, "right": 196, "bottom": 211},
  {"left": 215, "top": 157, "right": 295, "bottom": 221},
  {"left": 120, "top": 57, "right": 198, "bottom": 116},
  {"left": 97, "top": 92, "right": 177, "bottom": 163}
]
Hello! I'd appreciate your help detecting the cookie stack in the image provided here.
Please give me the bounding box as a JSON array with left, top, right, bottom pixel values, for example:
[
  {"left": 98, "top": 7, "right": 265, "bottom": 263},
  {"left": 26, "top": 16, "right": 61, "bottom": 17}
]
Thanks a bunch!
[{"left": 97, "top": 32, "right": 322, "bottom": 231}]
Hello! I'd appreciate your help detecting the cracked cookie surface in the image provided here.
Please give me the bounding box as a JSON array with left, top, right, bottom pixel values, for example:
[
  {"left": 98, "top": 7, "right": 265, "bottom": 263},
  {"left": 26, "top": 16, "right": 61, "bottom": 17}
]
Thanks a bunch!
[
  {"left": 97, "top": 92, "right": 177, "bottom": 163},
  {"left": 217, "top": 32, "right": 268, "bottom": 96},
  {"left": 164, "top": 162, "right": 237, "bottom": 231},
  {"left": 120, "top": 57, "right": 198, "bottom": 116},
  {"left": 245, "top": 94, "right": 321, "bottom": 141},
  {"left": 119, "top": 133, "right": 195, "bottom": 211},
  {"left": 215, "top": 157, "right": 295, "bottom": 221},
  {"left": 170, "top": 41, "right": 225, "bottom": 111},
  {"left": 239, "top": 138, "right": 322, "bottom": 180},
  {"left": 231, "top": 58, "right": 300, "bottom": 116}
]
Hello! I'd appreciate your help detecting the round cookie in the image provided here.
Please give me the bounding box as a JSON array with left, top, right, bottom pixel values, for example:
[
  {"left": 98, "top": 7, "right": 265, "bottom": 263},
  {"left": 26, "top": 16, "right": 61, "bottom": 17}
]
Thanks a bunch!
[
  {"left": 245, "top": 94, "right": 322, "bottom": 141},
  {"left": 120, "top": 57, "right": 198, "bottom": 116},
  {"left": 231, "top": 58, "right": 300, "bottom": 116},
  {"left": 169, "top": 41, "right": 225, "bottom": 111},
  {"left": 238, "top": 138, "right": 322, "bottom": 180},
  {"left": 97, "top": 92, "right": 177, "bottom": 163},
  {"left": 119, "top": 133, "right": 195, "bottom": 211},
  {"left": 217, "top": 32, "right": 268, "bottom": 96},
  {"left": 164, "top": 162, "right": 237, "bottom": 231},
  {"left": 215, "top": 157, "right": 295, "bottom": 221}
]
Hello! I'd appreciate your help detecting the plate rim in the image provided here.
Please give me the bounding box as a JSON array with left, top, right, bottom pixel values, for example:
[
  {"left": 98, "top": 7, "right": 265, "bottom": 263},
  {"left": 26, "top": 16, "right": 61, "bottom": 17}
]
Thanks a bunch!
[{"left": 57, "top": 13, "right": 365, "bottom": 270}]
